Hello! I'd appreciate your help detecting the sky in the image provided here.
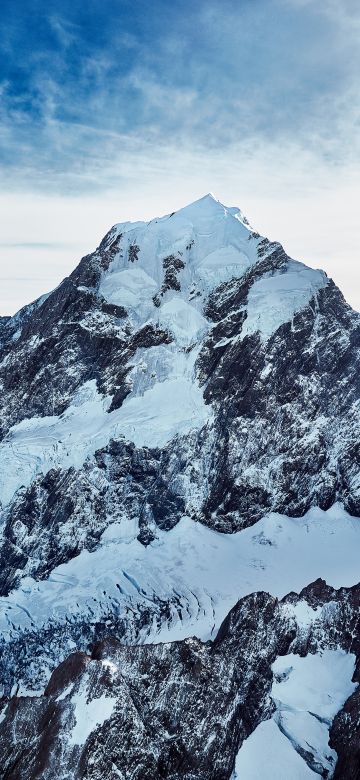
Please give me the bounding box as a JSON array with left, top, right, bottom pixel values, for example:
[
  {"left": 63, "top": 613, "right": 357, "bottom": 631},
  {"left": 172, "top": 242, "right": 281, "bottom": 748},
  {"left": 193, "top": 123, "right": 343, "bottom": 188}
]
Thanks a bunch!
[{"left": 0, "top": 0, "right": 359, "bottom": 314}]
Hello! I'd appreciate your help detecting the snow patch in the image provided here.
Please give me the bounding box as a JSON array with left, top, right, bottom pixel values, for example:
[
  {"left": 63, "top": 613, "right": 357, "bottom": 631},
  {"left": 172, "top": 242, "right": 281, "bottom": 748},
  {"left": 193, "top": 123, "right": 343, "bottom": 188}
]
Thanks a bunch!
[
  {"left": 156, "top": 298, "right": 208, "bottom": 345},
  {"left": 272, "top": 650, "right": 356, "bottom": 721},
  {"left": 233, "top": 649, "right": 356, "bottom": 779},
  {"left": 69, "top": 679, "right": 117, "bottom": 746},
  {"left": 0, "top": 704, "right": 8, "bottom": 725},
  {"left": 99, "top": 266, "right": 157, "bottom": 320},
  {"left": 242, "top": 263, "right": 327, "bottom": 340},
  {"left": 284, "top": 600, "right": 320, "bottom": 628},
  {"left": 195, "top": 245, "right": 251, "bottom": 288},
  {"left": 56, "top": 683, "right": 74, "bottom": 702}
]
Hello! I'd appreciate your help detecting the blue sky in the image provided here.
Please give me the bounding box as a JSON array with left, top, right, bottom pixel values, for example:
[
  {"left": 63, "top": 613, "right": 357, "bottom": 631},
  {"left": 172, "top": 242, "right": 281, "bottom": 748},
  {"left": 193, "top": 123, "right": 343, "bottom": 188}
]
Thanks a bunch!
[{"left": 1, "top": 0, "right": 360, "bottom": 313}]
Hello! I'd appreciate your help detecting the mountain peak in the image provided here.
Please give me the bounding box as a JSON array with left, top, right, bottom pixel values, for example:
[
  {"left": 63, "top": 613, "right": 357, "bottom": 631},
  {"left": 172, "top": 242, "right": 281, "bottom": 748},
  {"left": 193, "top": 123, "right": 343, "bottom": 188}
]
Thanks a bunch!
[
  {"left": 98, "top": 193, "right": 260, "bottom": 333},
  {"left": 188, "top": 191, "right": 219, "bottom": 205},
  {"left": 111, "top": 194, "right": 249, "bottom": 245},
  {"left": 181, "top": 192, "right": 222, "bottom": 210},
  {"left": 0, "top": 189, "right": 359, "bottom": 779},
  {"left": 169, "top": 192, "right": 241, "bottom": 221}
]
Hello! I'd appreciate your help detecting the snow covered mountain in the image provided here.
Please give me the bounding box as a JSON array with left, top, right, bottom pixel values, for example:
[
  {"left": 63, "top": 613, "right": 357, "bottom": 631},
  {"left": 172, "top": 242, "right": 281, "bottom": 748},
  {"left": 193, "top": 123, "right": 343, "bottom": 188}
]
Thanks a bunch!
[{"left": 0, "top": 193, "right": 359, "bottom": 778}]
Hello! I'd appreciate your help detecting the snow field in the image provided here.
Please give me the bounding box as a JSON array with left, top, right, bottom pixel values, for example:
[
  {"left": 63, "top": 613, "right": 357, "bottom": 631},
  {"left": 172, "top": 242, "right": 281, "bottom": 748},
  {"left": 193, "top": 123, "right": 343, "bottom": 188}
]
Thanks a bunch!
[{"left": 1, "top": 504, "right": 359, "bottom": 648}]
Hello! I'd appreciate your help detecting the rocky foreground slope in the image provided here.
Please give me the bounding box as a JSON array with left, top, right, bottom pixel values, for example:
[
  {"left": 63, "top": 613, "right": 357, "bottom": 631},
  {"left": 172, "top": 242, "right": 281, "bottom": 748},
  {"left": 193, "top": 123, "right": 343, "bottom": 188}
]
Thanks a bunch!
[
  {"left": 0, "top": 194, "right": 359, "bottom": 778},
  {"left": 0, "top": 579, "right": 359, "bottom": 780}
]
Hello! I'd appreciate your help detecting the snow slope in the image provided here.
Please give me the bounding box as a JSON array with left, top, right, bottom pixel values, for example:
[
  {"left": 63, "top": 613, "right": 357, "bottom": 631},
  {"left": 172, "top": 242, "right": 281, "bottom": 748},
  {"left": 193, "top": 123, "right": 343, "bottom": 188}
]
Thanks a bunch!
[
  {"left": 0, "top": 355, "right": 212, "bottom": 508},
  {"left": 233, "top": 650, "right": 357, "bottom": 779}
]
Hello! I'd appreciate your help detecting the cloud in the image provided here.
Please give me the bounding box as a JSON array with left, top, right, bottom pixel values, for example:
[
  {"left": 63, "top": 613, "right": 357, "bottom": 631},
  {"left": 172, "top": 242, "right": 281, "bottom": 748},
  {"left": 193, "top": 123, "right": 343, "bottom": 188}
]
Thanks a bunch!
[
  {"left": 48, "top": 14, "right": 79, "bottom": 49},
  {"left": 1, "top": 0, "right": 359, "bottom": 192}
]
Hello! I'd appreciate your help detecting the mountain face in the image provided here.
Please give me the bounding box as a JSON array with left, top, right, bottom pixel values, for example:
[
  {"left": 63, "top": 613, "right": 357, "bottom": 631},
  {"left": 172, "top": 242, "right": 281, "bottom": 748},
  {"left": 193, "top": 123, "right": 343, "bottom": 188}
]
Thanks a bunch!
[{"left": 0, "top": 193, "right": 359, "bottom": 778}]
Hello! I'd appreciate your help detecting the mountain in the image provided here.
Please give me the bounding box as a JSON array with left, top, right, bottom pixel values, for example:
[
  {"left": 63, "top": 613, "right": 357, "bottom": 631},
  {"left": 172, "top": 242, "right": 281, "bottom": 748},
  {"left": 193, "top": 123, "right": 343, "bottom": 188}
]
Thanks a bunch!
[{"left": 0, "top": 193, "right": 359, "bottom": 779}]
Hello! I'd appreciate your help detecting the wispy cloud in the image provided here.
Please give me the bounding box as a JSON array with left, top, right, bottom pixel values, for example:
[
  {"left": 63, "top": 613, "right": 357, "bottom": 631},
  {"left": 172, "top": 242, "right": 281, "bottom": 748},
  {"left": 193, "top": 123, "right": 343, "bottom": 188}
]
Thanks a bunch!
[{"left": 1, "top": 0, "right": 359, "bottom": 194}]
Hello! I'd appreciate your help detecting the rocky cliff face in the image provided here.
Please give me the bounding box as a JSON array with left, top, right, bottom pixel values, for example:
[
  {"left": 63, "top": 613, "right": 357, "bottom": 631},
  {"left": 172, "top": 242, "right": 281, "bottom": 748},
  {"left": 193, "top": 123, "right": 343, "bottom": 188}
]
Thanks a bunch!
[
  {"left": 0, "top": 194, "right": 359, "bottom": 778},
  {"left": 1, "top": 580, "right": 359, "bottom": 779}
]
